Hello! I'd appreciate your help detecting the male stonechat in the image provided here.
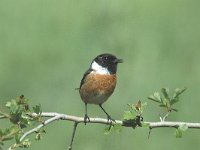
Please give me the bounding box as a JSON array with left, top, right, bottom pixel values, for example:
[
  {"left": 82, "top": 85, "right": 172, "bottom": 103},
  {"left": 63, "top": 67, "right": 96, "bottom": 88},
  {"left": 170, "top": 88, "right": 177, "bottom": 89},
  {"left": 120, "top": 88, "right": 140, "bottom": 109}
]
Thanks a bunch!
[{"left": 79, "top": 53, "right": 123, "bottom": 124}]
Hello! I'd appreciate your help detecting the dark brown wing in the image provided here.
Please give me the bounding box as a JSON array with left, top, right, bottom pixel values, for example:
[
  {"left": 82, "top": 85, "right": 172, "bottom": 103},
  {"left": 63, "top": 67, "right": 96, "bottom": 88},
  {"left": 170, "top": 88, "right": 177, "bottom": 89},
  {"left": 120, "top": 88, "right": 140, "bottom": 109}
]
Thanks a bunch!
[{"left": 78, "top": 68, "right": 93, "bottom": 90}]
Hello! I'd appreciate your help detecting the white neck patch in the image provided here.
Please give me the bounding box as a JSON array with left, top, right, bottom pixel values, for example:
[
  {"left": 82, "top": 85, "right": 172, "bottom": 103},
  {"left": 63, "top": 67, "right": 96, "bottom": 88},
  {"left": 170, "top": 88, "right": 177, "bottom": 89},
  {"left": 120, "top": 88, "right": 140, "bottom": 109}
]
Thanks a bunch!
[{"left": 91, "top": 61, "right": 110, "bottom": 75}]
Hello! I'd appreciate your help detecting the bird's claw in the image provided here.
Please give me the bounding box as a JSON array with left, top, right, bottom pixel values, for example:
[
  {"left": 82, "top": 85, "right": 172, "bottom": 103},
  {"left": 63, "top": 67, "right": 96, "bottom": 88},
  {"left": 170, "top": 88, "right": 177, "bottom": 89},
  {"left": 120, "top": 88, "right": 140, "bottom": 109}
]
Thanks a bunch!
[
  {"left": 107, "top": 115, "right": 115, "bottom": 122},
  {"left": 107, "top": 115, "right": 115, "bottom": 130},
  {"left": 84, "top": 114, "right": 90, "bottom": 125}
]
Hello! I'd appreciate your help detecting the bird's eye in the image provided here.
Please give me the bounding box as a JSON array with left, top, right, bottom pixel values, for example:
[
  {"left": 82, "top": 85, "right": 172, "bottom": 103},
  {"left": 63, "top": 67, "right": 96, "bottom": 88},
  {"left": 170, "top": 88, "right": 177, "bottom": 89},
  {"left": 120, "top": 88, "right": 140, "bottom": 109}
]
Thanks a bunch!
[
  {"left": 100, "top": 57, "right": 105, "bottom": 61},
  {"left": 99, "top": 56, "right": 103, "bottom": 61}
]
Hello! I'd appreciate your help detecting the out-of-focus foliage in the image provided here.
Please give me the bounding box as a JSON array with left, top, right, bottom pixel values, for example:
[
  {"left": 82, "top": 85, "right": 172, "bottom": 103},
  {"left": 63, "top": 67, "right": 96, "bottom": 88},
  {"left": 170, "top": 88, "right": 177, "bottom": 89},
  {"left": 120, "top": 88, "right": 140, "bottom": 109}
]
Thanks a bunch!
[
  {"left": 0, "top": 95, "right": 45, "bottom": 149},
  {"left": 0, "top": 0, "right": 200, "bottom": 150}
]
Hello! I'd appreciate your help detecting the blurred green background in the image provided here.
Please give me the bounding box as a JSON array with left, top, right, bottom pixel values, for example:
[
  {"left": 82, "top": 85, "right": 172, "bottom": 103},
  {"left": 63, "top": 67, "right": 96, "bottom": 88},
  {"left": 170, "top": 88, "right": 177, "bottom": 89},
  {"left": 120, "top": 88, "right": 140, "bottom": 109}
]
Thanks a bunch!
[{"left": 1, "top": 0, "right": 200, "bottom": 149}]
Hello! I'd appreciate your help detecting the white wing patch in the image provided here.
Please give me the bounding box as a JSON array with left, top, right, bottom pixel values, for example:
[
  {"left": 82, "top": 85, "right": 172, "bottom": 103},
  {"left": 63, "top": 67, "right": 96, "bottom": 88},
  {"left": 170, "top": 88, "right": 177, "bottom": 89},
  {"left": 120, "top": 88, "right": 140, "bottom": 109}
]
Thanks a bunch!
[{"left": 91, "top": 61, "right": 110, "bottom": 75}]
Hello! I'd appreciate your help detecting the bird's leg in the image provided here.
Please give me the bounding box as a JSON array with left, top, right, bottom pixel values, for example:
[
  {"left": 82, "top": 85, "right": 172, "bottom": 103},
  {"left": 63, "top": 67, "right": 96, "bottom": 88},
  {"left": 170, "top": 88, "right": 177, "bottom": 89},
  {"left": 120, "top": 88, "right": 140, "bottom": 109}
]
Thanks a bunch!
[
  {"left": 84, "top": 103, "right": 90, "bottom": 125},
  {"left": 99, "top": 104, "right": 115, "bottom": 123}
]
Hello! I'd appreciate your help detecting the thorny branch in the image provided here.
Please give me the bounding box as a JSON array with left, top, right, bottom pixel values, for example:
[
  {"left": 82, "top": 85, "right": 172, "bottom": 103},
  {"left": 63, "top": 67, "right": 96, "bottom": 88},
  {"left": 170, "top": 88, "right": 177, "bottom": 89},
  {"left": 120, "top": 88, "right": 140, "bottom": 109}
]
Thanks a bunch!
[{"left": 6, "top": 112, "right": 200, "bottom": 150}]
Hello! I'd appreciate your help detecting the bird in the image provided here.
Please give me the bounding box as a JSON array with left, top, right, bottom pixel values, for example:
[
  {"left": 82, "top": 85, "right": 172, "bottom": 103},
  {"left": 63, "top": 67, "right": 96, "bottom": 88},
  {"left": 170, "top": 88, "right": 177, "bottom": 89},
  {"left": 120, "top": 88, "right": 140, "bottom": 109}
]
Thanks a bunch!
[{"left": 79, "top": 53, "right": 123, "bottom": 124}]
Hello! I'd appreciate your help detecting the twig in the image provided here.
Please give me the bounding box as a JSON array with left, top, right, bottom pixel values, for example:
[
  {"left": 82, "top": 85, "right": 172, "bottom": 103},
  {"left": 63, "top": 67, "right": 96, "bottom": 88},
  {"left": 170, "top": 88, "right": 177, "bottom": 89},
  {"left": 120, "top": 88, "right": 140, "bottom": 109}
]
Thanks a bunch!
[
  {"left": 160, "top": 111, "right": 170, "bottom": 122},
  {"left": 148, "top": 127, "right": 152, "bottom": 139},
  {"left": 38, "top": 112, "right": 200, "bottom": 128},
  {"left": 6, "top": 112, "right": 200, "bottom": 150},
  {"left": 0, "top": 111, "right": 10, "bottom": 118},
  {"left": 0, "top": 115, "right": 6, "bottom": 119},
  {"left": 68, "top": 122, "right": 78, "bottom": 150},
  {"left": 7, "top": 115, "right": 61, "bottom": 150},
  {"left": 145, "top": 121, "right": 200, "bottom": 129}
]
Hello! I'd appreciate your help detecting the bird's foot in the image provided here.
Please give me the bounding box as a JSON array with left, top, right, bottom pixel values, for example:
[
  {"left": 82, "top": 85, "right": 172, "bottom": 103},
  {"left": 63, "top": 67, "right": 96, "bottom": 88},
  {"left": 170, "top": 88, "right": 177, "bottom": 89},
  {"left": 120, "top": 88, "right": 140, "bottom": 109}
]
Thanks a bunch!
[
  {"left": 107, "top": 115, "right": 116, "bottom": 130},
  {"left": 84, "top": 114, "right": 90, "bottom": 125},
  {"left": 107, "top": 115, "right": 115, "bottom": 122}
]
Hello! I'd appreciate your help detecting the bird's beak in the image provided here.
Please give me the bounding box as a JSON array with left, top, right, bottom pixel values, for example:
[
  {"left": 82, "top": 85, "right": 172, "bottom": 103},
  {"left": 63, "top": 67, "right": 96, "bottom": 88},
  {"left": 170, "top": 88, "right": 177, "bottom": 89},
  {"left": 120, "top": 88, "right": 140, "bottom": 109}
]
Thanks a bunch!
[{"left": 115, "top": 58, "right": 123, "bottom": 63}]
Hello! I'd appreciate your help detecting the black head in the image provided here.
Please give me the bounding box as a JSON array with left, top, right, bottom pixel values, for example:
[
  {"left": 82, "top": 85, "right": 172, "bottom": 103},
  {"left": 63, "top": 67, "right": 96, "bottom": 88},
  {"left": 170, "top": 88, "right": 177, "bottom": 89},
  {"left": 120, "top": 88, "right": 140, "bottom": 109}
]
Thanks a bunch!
[{"left": 92, "top": 53, "right": 123, "bottom": 74}]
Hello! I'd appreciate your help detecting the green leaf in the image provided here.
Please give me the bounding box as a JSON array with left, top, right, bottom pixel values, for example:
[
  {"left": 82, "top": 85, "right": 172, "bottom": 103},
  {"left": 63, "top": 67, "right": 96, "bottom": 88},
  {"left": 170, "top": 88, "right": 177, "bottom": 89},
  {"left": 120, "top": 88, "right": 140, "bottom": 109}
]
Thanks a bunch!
[
  {"left": 35, "top": 129, "right": 46, "bottom": 140},
  {"left": 175, "top": 124, "right": 188, "bottom": 138},
  {"left": 123, "top": 111, "right": 136, "bottom": 120},
  {"left": 147, "top": 96, "right": 157, "bottom": 101},
  {"left": 19, "top": 117, "right": 29, "bottom": 128},
  {"left": 159, "top": 104, "right": 166, "bottom": 107},
  {"left": 9, "top": 126, "right": 20, "bottom": 135},
  {"left": 148, "top": 95, "right": 160, "bottom": 103},
  {"left": 0, "top": 129, "right": 3, "bottom": 136},
  {"left": 113, "top": 124, "right": 123, "bottom": 133},
  {"left": 6, "top": 99, "right": 19, "bottom": 114},
  {"left": 172, "top": 87, "right": 187, "bottom": 99},
  {"left": 104, "top": 126, "right": 113, "bottom": 135},
  {"left": 179, "top": 124, "right": 188, "bottom": 132},
  {"left": 33, "top": 104, "right": 42, "bottom": 115},
  {"left": 162, "top": 98, "right": 168, "bottom": 105},
  {"left": 21, "top": 139, "right": 31, "bottom": 148},
  {"left": 5, "top": 101, "right": 12, "bottom": 107},
  {"left": 35, "top": 133, "right": 41, "bottom": 140},
  {"left": 4, "top": 128, "right": 10, "bottom": 135},
  {"left": 153, "top": 92, "right": 161, "bottom": 101},
  {"left": 140, "top": 102, "right": 147, "bottom": 113},
  {"left": 171, "top": 108, "right": 178, "bottom": 112},
  {"left": 15, "top": 134, "right": 21, "bottom": 144},
  {"left": 175, "top": 128, "right": 182, "bottom": 138},
  {"left": 170, "top": 87, "right": 186, "bottom": 106},
  {"left": 170, "top": 97, "right": 179, "bottom": 105},
  {"left": 161, "top": 88, "right": 169, "bottom": 99}
]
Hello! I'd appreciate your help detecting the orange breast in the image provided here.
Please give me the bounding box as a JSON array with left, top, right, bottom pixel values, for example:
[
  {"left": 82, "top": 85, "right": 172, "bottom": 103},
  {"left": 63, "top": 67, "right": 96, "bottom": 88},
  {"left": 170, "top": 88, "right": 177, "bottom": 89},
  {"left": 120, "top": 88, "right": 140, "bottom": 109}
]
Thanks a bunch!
[{"left": 79, "top": 73, "right": 117, "bottom": 104}]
